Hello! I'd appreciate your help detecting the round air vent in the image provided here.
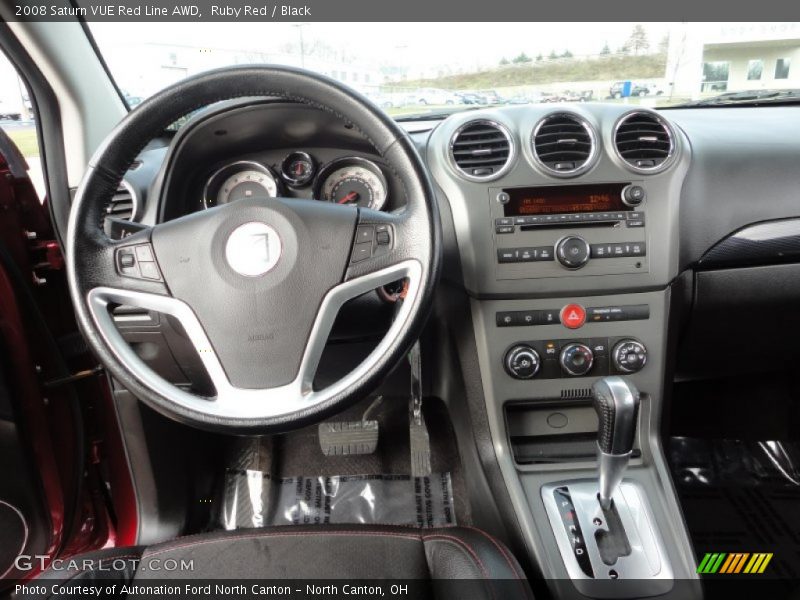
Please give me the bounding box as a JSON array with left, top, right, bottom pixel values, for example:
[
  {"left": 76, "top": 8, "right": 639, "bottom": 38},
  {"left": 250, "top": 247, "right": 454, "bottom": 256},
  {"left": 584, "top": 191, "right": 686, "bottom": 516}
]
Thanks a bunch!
[
  {"left": 531, "top": 112, "right": 598, "bottom": 177},
  {"left": 449, "top": 120, "right": 515, "bottom": 181},
  {"left": 104, "top": 180, "right": 138, "bottom": 221},
  {"left": 613, "top": 111, "right": 676, "bottom": 173}
]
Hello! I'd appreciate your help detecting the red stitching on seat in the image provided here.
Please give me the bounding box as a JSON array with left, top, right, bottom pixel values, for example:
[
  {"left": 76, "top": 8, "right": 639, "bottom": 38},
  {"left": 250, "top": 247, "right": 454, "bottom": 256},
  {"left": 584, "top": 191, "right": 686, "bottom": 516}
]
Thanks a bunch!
[
  {"left": 422, "top": 535, "right": 495, "bottom": 600},
  {"left": 462, "top": 526, "right": 524, "bottom": 579},
  {"left": 143, "top": 530, "right": 423, "bottom": 560}
]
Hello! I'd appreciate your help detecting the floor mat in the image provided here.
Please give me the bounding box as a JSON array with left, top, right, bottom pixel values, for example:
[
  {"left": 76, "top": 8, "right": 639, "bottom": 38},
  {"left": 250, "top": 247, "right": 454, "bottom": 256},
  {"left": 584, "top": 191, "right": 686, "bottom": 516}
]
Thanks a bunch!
[
  {"left": 220, "top": 471, "right": 456, "bottom": 529},
  {"left": 669, "top": 436, "right": 800, "bottom": 592}
]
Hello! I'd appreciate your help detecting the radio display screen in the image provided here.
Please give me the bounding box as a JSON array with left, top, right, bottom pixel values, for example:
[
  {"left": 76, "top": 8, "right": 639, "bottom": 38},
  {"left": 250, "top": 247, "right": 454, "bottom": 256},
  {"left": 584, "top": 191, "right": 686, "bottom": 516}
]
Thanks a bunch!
[{"left": 503, "top": 183, "right": 627, "bottom": 216}]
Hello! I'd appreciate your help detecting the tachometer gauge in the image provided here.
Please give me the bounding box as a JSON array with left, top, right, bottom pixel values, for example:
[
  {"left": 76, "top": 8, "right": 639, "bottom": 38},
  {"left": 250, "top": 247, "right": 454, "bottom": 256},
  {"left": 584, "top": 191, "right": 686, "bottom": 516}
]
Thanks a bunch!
[
  {"left": 281, "top": 151, "right": 316, "bottom": 187},
  {"left": 314, "top": 157, "right": 388, "bottom": 211},
  {"left": 203, "top": 161, "right": 280, "bottom": 208}
]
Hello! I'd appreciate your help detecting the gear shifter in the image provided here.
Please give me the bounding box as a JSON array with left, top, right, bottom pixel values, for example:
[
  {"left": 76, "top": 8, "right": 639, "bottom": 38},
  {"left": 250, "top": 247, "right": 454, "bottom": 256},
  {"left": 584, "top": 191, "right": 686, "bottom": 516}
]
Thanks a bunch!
[{"left": 592, "top": 376, "right": 640, "bottom": 510}]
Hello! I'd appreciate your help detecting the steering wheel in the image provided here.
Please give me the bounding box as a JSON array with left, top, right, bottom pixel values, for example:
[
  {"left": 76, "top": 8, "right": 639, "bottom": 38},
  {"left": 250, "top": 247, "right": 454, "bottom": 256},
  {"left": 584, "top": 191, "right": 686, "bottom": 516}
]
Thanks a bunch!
[{"left": 66, "top": 66, "right": 441, "bottom": 433}]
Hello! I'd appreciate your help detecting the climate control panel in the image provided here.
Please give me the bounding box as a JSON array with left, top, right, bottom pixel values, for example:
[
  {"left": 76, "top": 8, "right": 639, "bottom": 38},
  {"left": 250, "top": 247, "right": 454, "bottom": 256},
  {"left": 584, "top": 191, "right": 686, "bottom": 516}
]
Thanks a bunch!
[{"left": 503, "top": 337, "right": 647, "bottom": 380}]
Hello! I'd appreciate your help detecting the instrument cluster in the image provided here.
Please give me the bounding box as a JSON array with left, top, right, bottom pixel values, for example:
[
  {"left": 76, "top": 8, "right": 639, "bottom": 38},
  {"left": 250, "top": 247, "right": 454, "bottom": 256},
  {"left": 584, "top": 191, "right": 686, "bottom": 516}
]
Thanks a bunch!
[{"left": 202, "top": 152, "right": 389, "bottom": 211}]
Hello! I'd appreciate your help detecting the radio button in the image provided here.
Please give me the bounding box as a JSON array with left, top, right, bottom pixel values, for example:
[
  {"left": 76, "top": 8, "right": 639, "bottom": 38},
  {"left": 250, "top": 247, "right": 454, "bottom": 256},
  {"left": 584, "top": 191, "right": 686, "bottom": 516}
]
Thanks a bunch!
[
  {"left": 513, "top": 217, "right": 528, "bottom": 225},
  {"left": 495, "top": 217, "right": 513, "bottom": 226},
  {"left": 556, "top": 236, "right": 591, "bottom": 269},
  {"left": 497, "top": 249, "right": 518, "bottom": 263},
  {"left": 627, "top": 220, "right": 645, "bottom": 228},
  {"left": 496, "top": 225, "right": 515, "bottom": 234},
  {"left": 497, "top": 191, "right": 510, "bottom": 204},
  {"left": 538, "top": 247, "right": 554, "bottom": 261},
  {"left": 622, "top": 185, "right": 646, "bottom": 207}
]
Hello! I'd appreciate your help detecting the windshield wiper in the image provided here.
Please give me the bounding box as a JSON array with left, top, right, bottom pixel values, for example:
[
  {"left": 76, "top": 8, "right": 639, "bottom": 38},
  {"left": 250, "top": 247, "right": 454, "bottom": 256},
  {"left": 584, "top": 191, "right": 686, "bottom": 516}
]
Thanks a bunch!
[{"left": 672, "top": 89, "right": 800, "bottom": 107}]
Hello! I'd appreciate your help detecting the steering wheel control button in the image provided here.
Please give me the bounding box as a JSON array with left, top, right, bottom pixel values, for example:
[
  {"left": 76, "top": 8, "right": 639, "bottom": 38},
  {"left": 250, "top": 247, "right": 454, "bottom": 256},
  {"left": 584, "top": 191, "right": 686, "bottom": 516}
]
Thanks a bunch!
[
  {"left": 350, "top": 242, "right": 372, "bottom": 263},
  {"left": 556, "top": 236, "right": 590, "bottom": 269},
  {"left": 504, "top": 345, "right": 541, "bottom": 380},
  {"left": 560, "top": 304, "right": 586, "bottom": 329},
  {"left": 119, "top": 251, "right": 135, "bottom": 269},
  {"left": 116, "top": 243, "right": 162, "bottom": 281},
  {"left": 622, "top": 184, "right": 646, "bottom": 207},
  {"left": 375, "top": 225, "right": 391, "bottom": 245},
  {"left": 355, "top": 225, "right": 374, "bottom": 244},
  {"left": 225, "top": 222, "right": 282, "bottom": 277},
  {"left": 560, "top": 343, "right": 595, "bottom": 377},
  {"left": 612, "top": 339, "right": 648, "bottom": 373}
]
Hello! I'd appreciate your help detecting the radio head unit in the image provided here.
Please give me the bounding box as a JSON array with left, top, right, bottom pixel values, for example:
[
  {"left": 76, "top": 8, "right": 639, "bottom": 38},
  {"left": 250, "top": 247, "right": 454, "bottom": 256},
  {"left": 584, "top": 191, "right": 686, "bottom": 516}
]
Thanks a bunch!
[{"left": 503, "top": 183, "right": 628, "bottom": 217}]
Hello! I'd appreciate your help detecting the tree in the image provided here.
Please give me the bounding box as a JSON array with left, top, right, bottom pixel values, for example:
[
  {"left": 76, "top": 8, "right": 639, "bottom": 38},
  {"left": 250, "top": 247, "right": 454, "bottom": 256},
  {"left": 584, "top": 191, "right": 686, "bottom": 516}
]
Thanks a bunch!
[
  {"left": 600, "top": 42, "right": 611, "bottom": 55},
  {"left": 624, "top": 25, "right": 650, "bottom": 55},
  {"left": 512, "top": 52, "right": 532, "bottom": 64},
  {"left": 499, "top": 57, "right": 509, "bottom": 65},
  {"left": 561, "top": 50, "right": 573, "bottom": 58},
  {"left": 548, "top": 50, "right": 559, "bottom": 60},
  {"left": 658, "top": 34, "right": 669, "bottom": 54},
  {"left": 536, "top": 53, "right": 543, "bottom": 61}
]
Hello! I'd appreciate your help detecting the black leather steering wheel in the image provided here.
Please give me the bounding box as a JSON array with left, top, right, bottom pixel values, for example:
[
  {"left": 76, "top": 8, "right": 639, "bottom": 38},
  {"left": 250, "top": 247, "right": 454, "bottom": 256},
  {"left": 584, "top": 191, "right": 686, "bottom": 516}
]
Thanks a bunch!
[{"left": 66, "top": 65, "right": 441, "bottom": 433}]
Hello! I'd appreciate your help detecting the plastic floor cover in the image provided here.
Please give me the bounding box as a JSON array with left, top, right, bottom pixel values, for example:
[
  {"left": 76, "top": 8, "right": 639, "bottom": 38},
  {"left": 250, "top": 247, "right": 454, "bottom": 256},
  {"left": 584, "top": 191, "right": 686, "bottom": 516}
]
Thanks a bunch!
[
  {"left": 669, "top": 436, "right": 800, "bottom": 585},
  {"left": 219, "top": 470, "right": 457, "bottom": 530}
]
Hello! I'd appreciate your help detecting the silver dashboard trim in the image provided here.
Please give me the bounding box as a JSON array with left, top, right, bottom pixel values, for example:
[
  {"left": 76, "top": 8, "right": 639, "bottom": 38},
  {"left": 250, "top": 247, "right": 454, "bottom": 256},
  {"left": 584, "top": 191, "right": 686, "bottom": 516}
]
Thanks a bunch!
[
  {"left": 447, "top": 118, "right": 517, "bottom": 182},
  {"left": 612, "top": 111, "right": 677, "bottom": 175},
  {"left": 530, "top": 111, "right": 600, "bottom": 178}
]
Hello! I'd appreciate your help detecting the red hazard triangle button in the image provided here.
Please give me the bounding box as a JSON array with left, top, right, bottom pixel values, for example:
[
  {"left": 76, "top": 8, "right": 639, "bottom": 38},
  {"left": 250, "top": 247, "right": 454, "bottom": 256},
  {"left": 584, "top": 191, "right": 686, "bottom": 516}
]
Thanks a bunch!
[{"left": 560, "top": 303, "right": 586, "bottom": 329}]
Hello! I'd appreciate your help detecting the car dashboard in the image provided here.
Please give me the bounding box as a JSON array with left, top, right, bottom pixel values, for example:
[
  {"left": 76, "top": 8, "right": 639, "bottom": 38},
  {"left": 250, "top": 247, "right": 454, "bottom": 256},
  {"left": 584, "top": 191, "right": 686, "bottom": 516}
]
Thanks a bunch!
[{"left": 107, "top": 96, "right": 800, "bottom": 591}]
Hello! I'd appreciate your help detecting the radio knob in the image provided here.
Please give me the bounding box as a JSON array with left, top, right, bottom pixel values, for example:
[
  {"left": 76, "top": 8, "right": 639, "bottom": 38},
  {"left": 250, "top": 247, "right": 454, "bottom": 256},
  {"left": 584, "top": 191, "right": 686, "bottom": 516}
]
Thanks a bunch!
[
  {"left": 560, "top": 343, "right": 594, "bottom": 377},
  {"left": 504, "top": 345, "right": 541, "bottom": 380},
  {"left": 555, "top": 236, "right": 590, "bottom": 270},
  {"left": 612, "top": 339, "right": 648, "bottom": 373},
  {"left": 622, "top": 184, "right": 646, "bottom": 207}
]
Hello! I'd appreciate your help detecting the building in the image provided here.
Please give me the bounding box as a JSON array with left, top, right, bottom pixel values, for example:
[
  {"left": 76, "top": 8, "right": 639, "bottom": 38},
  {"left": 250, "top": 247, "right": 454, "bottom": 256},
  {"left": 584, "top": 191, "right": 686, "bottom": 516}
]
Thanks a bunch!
[{"left": 667, "top": 22, "right": 800, "bottom": 98}]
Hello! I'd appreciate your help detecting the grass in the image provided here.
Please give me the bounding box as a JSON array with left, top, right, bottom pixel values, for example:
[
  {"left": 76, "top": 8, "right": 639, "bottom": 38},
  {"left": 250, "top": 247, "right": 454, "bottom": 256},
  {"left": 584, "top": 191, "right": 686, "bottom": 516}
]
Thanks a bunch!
[
  {"left": 386, "top": 53, "right": 668, "bottom": 92},
  {"left": 3, "top": 127, "right": 39, "bottom": 158}
]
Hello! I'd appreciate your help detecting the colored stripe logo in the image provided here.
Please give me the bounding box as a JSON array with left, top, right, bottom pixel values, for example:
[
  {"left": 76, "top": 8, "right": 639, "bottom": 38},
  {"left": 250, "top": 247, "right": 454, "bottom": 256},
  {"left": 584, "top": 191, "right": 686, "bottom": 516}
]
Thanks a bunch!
[{"left": 697, "top": 552, "right": 773, "bottom": 574}]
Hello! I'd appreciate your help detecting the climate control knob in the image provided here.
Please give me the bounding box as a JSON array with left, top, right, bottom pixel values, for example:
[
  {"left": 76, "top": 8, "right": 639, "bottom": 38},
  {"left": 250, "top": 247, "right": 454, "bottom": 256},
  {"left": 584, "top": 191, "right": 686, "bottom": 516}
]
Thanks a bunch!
[
  {"left": 555, "top": 236, "right": 591, "bottom": 270},
  {"left": 560, "top": 343, "right": 594, "bottom": 377},
  {"left": 612, "top": 339, "right": 648, "bottom": 373},
  {"left": 504, "top": 345, "right": 541, "bottom": 380}
]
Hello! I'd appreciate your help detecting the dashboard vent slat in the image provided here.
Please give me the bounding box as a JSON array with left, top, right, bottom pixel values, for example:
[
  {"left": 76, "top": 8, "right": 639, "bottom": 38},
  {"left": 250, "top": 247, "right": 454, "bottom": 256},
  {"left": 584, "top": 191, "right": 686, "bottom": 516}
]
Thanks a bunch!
[
  {"left": 450, "top": 120, "right": 515, "bottom": 181},
  {"left": 613, "top": 111, "right": 675, "bottom": 173},
  {"left": 532, "top": 113, "right": 597, "bottom": 177},
  {"left": 103, "top": 182, "right": 137, "bottom": 223}
]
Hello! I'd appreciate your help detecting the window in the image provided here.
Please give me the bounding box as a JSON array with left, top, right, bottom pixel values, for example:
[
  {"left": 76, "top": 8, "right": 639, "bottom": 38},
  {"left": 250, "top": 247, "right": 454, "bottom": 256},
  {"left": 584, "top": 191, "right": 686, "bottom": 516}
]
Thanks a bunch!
[
  {"left": 775, "top": 58, "right": 791, "bottom": 80},
  {"left": 701, "top": 61, "right": 729, "bottom": 92},
  {"left": 0, "top": 52, "right": 43, "bottom": 200},
  {"left": 747, "top": 59, "right": 763, "bottom": 81}
]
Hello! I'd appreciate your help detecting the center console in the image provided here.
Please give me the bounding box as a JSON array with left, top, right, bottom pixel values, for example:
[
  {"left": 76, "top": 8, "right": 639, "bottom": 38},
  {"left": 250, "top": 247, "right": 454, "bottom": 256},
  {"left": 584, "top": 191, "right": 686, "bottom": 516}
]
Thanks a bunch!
[{"left": 427, "top": 104, "right": 701, "bottom": 598}]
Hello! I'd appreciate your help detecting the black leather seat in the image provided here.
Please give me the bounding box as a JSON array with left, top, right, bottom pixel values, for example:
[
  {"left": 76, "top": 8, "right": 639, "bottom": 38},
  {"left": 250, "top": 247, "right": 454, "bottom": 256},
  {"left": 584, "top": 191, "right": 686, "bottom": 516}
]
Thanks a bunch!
[{"left": 22, "top": 526, "right": 532, "bottom": 599}]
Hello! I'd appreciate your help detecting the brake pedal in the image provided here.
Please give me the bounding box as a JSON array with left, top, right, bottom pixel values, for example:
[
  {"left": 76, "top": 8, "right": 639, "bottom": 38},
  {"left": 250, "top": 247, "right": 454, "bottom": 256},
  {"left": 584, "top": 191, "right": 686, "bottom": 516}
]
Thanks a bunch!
[{"left": 319, "top": 396, "right": 381, "bottom": 456}]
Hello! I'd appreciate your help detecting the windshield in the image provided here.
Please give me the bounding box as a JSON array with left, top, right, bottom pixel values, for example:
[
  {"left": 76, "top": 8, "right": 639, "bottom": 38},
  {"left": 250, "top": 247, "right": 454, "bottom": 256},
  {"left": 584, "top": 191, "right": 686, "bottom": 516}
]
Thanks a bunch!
[{"left": 88, "top": 22, "right": 800, "bottom": 118}]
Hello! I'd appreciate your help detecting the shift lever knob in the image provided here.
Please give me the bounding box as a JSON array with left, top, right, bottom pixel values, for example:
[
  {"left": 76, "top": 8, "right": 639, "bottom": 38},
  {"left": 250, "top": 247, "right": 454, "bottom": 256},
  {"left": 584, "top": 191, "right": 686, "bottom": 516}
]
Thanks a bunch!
[{"left": 592, "top": 376, "right": 640, "bottom": 509}]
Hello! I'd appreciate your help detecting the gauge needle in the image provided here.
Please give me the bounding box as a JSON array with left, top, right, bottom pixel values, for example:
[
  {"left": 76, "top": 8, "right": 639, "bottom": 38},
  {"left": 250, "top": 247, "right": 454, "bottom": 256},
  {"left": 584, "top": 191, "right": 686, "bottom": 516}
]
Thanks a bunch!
[{"left": 338, "top": 191, "right": 359, "bottom": 204}]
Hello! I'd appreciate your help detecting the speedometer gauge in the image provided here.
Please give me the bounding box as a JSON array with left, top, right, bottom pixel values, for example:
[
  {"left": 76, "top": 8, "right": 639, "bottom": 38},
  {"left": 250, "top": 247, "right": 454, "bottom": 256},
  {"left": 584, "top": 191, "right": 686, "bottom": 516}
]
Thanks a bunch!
[
  {"left": 203, "top": 161, "right": 280, "bottom": 209},
  {"left": 314, "top": 157, "right": 388, "bottom": 211}
]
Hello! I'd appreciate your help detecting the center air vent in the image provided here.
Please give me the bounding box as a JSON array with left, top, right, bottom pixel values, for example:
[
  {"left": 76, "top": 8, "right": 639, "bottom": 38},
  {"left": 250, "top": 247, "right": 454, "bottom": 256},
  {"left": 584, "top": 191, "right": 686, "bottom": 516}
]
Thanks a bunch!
[
  {"left": 614, "top": 111, "right": 675, "bottom": 173},
  {"left": 104, "top": 181, "right": 137, "bottom": 222},
  {"left": 531, "top": 113, "right": 597, "bottom": 177},
  {"left": 449, "top": 120, "right": 515, "bottom": 181}
]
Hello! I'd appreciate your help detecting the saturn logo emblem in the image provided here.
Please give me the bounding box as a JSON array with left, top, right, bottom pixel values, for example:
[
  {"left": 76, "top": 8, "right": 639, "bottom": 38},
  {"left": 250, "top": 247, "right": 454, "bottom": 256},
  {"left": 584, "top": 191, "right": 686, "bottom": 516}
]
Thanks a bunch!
[{"left": 225, "top": 221, "right": 282, "bottom": 277}]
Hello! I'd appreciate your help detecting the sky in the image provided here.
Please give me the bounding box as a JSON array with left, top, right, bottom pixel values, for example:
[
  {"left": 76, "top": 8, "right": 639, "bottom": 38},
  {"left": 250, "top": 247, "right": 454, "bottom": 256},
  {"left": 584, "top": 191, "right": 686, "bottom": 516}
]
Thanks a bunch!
[{"left": 89, "top": 22, "right": 676, "bottom": 72}]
